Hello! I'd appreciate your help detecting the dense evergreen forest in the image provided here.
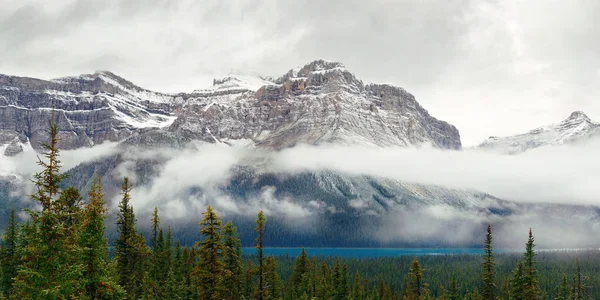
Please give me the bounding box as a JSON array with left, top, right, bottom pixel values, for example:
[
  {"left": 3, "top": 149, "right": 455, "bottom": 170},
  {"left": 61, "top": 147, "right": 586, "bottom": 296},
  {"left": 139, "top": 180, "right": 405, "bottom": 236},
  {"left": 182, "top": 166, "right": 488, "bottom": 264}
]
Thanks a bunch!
[{"left": 0, "top": 116, "right": 596, "bottom": 299}]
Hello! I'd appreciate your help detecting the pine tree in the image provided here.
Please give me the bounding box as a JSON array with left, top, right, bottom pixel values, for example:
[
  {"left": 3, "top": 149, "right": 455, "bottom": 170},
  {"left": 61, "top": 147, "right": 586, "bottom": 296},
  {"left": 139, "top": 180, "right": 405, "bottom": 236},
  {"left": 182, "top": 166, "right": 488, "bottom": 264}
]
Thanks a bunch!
[
  {"left": 150, "top": 207, "right": 161, "bottom": 291},
  {"left": 12, "top": 113, "right": 84, "bottom": 298},
  {"left": 351, "top": 271, "right": 363, "bottom": 300},
  {"left": 448, "top": 275, "right": 460, "bottom": 300},
  {"left": 290, "top": 247, "right": 310, "bottom": 298},
  {"left": 264, "top": 255, "right": 283, "bottom": 300},
  {"left": 510, "top": 261, "right": 525, "bottom": 300},
  {"left": 78, "top": 176, "right": 124, "bottom": 299},
  {"left": 332, "top": 258, "right": 348, "bottom": 300},
  {"left": 114, "top": 177, "right": 146, "bottom": 299},
  {"left": 316, "top": 262, "right": 331, "bottom": 300},
  {"left": 482, "top": 224, "right": 496, "bottom": 300},
  {"left": 438, "top": 285, "right": 446, "bottom": 300},
  {"left": 408, "top": 257, "right": 428, "bottom": 300},
  {"left": 194, "top": 205, "right": 225, "bottom": 300},
  {"left": 222, "top": 221, "right": 243, "bottom": 300},
  {"left": 254, "top": 210, "right": 266, "bottom": 300},
  {"left": 0, "top": 209, "right": 18, "bottom": 297},
  {"left": 570, "top": 258, "right": 587, "bottom": 300},
  {"left": 244, "top": 259, "right": 254, "bottom": 300},
  {"left": 554, "top": 276, "right": 570, "bottom": 300},
  {"left": 522, "top": 229, "right": 539, "bottom": 300}
]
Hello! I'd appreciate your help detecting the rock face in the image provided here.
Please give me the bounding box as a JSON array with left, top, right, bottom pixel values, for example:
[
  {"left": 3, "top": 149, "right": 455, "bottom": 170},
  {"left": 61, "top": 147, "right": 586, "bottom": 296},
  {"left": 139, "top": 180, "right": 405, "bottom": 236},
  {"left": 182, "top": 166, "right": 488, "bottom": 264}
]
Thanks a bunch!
[
  {"left": 0, "top": 60, "right": 460, "bottom": 154},
  {"left": 0, "top": 71, "right": 176, "bottom": 153},
  {"left": 170, "top": 60, "right": 462, "bottom": 149},
  {"left": 477, "top": 111, "right": 600, "bottom": 154}
]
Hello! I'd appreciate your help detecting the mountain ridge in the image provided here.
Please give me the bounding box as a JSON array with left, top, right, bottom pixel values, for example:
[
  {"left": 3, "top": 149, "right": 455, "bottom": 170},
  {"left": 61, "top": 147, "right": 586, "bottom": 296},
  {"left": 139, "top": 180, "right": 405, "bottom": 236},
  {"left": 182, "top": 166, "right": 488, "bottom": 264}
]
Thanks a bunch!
[{"left": 476, "top": 110, "right": 600, "bottom": 154}]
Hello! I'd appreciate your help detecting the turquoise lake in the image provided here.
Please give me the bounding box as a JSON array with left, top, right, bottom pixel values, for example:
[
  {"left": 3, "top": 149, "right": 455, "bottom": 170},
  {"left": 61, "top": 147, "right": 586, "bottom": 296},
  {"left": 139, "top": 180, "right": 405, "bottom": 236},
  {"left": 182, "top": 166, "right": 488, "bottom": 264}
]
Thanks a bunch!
[{"left": 241, "top": 248, "right": 510, "bottom": 258}]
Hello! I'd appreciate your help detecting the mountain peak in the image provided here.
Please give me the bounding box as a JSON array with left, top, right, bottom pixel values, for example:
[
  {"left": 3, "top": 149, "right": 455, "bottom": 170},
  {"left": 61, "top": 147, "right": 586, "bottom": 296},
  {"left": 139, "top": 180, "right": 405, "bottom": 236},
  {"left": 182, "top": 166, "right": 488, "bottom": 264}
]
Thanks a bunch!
[{"left": 565, "top": 111, "right": 590, "bottom": 121}]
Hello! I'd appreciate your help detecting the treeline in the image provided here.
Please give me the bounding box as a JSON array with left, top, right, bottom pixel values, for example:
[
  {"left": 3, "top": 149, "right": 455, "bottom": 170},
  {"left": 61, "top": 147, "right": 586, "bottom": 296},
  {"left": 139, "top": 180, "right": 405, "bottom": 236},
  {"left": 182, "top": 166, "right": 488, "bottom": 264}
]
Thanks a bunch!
[{"left": 0, "top": 117, "right": 594, "bottom": 299}]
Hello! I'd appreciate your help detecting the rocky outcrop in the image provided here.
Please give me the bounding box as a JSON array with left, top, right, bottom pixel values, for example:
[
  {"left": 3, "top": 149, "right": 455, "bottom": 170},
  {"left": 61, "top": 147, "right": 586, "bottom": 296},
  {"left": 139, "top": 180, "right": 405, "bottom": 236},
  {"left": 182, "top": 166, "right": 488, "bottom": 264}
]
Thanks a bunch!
[
  {"left": 1, "top": 60, "right": 462, "bottom": 155},
  {"left": 169, "top": 60, "right": 462, "bottom": 150},
  {"left": 0, "top": 72, "right": 176, "bottom": 153}
]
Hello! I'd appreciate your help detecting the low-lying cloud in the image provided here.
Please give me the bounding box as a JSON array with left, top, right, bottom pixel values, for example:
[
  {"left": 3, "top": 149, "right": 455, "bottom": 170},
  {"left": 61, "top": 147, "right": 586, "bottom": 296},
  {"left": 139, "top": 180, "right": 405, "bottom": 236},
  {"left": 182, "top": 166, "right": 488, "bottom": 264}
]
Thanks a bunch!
[
  {"left": 270, "top": 139, "right": 600, "bottom": 205},
  {"left": 4, "top": 137, "right": 600, "bottom": 248}
]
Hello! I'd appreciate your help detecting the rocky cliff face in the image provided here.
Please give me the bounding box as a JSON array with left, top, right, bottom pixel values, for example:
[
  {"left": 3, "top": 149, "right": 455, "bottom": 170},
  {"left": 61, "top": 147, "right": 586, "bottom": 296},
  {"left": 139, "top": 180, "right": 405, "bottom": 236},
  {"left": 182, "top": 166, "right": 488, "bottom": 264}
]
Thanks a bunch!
[
  {"left": 169, "top": 60, "right": 461, "bottom": 149},
  {"left": 0, "top": 60, "right": 461, "bottom": 157},
  {"left": 476, "top": 111, "right": 600, "bottom": 154},
  {"left": 0, "top": 71, "right": 175, "bottom": 155}
]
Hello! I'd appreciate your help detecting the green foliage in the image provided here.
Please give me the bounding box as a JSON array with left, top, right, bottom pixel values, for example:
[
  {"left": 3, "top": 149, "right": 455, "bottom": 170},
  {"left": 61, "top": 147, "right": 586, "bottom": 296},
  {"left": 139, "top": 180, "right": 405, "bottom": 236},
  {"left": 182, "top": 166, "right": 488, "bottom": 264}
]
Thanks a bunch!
[
  {"left": 194, "top": 205, "right": 226, "bottom": 300},
  {"left": 114, "top": 177, "right": 147, "bottom": 299},
  {"left": 482, "top": 224, "right": 496, "bottom": 300},
  {"left": 254, "top": 210, "right": 266, "bottom": 300},
  {"left": 222, "top": 221, "right": 243, "bottom": 300},
  {"left": 0, "top": 209, "right": 18, "bottom": 297}
]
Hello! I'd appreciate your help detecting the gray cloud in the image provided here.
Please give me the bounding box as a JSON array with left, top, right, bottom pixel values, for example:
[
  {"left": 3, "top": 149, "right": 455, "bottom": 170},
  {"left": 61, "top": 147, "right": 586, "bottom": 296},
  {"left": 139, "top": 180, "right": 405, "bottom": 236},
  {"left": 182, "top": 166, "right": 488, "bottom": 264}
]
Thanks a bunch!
[{"left": 2, "top": 0, "right": 599, "bottom": 145}]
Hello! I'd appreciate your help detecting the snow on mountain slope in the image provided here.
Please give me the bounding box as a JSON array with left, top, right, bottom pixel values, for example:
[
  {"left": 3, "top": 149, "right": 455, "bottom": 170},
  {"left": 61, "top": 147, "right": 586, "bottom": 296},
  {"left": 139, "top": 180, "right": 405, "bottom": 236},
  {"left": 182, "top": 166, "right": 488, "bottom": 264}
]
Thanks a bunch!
[
  {"left": 476, "top": 111, "right": 600, "bottom": 154},
  {"left": 169, "top": 60, "right": 462, "bottom": 149},
  {"left": 0, "top": 71, "right": 177, "bottom": 154}
]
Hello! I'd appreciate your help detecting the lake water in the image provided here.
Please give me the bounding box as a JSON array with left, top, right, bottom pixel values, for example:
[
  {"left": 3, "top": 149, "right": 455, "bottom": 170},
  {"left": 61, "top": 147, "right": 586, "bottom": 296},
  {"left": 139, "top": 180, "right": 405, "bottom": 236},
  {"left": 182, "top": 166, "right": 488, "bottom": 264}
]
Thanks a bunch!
[{"left": 241, "top": 247, "right": 506, "bottom": 258}]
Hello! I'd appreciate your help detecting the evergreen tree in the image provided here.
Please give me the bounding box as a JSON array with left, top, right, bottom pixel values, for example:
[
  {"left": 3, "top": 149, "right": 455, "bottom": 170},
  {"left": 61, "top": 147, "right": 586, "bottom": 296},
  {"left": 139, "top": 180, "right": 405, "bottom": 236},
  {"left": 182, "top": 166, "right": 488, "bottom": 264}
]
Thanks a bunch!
[
  {"left": 570, "top": 258, "right": 587, "bottom": 300},
  {"left": 332, "top": 258, "right": 349, "bottom": 300},
  {"left": 244, "top": 259, "right": 254, "bottom": 300},
  {"left": 12, "top": 113, "right": 84, "bottom": 298},
  {"left": 448, "top": 275, "right": 460, "bottom": 300},
  {"left": 254, "top": 210, "right": 266, "bottom": 300},
  {"left": 554, "top": 276, "right": 570, "bottom": 300},
  {"left": 194, "top": 205, "right": 225, "bottom": 300},
  {"left": 510, "top": 261, "right": 525, "bottom": 300},
  {"left": 408, "top": 257, "right": 428, "bottom": 300},
  {"left": 351, "top": 271, "right": 363, "bottom": 300},
  {"left": 78, "top": 177, "right": 123, "bottom": 299},
  {"left": 0, "top": 209, "right": 18, "bottom": 297},
  {"left": 222, "top": 221, "right": 243, "bottom": 300},
  {"left": 522, "top": 229, "right": 539, "bottom": 300},
  {"left": 482, "top": 224, "right": 496, "bottom": 300},
  {"left": 114, "top": 177, "right": 146, "bottom": 299},
  {"left": 290, "top": 247, "right": 310, "bottom": 298},
  {"left": 150, "top": 207, "right": 163, "bottom": 294},
  {"left": 264, "top": 255, "right": 283, "bottom": 300},
  {"left": 316, "top": 262, "right": 331, "bottom": 300}
]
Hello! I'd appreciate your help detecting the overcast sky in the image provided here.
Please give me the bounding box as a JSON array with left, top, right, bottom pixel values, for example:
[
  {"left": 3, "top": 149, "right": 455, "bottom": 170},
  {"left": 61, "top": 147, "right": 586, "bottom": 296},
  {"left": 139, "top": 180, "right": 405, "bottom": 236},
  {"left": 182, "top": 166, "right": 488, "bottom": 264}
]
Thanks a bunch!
[{"left": 1, "top": 0, "right": 599, "bottom": 145}]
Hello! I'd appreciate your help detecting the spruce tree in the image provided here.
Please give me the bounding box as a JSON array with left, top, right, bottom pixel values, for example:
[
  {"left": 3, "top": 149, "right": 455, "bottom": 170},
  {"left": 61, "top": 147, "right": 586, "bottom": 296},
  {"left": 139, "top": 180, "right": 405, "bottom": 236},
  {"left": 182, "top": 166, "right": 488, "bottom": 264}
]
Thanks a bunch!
[
  {"left": 510, "top": 261, "right": 525, "bottom": 300},
  {"left": 114, "top": 177, "right": 146, "bottom": 299},
  {"left": 555, "top": 276, "right": 570, "bottom": 300},
  {"left": 13, "top": 113, "right": 83, "bottom": 298},
  {"left": 0, "top": 209, "right": 18, "bottom": 297},
  {"left": 290, "top": 247, "right": 310, "bottom": 298},
  {"left": 78, "top": 177, "right": 123, "bottom": 299},
  {"left": 254, "top": 210, "right": 266, "bottom": 300},
  {"left": 571, "top": 258, "right": 587, "bottom": 300},
  {"left": 316, "top": 262, "right": 331, "bottom": 300},
  {"left": 408, "top": 257, "right": 428, "bottom": 299},
  {"left": 194, "top": 205, "right": 225, "bottom": 300},
  {"left": 150, "top": 207, "right": 161, "bottom": 292},
  {"left": 482, "top": 224, "right": 496, "bottom": 300},
  {"left": 522, "top": 229, "right": 539, "bottom": 300},
  {"left": 222, "top": 221, "right": 243, "bottom": 300},
  {"left": 448, "top": 275, "right": 460, "bottom": 300},
  {"left": 264, "top": 255, "right": 283, "bottom": 300},
  {"left": 351, "top": 271, "right": 363, "bottom": 300}
]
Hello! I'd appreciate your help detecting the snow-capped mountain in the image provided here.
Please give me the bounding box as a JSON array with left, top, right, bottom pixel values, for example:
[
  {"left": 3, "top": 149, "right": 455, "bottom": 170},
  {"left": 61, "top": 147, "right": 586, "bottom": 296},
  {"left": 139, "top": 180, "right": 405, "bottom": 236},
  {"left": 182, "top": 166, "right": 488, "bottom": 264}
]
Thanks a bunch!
[
  {"left": 170, "top": 60, "right": 460, "bottom": 149},
  {"left": 0, "top": 60, "right": 460, "bottom": 157},
  {"left": 476, "top": 111, "right": 600, "bottom": 154},
  {"left": 0, "top": 71, "right": 175, "bottom": 155}
]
